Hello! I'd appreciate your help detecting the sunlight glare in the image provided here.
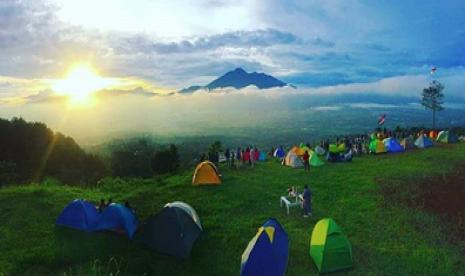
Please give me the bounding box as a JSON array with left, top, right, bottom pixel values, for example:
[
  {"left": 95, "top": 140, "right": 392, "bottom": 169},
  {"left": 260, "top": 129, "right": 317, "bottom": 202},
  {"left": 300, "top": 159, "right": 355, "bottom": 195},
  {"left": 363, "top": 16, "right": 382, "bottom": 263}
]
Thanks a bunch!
[{"left": 52, "top": 64, "right": 111, "bottom": 105}]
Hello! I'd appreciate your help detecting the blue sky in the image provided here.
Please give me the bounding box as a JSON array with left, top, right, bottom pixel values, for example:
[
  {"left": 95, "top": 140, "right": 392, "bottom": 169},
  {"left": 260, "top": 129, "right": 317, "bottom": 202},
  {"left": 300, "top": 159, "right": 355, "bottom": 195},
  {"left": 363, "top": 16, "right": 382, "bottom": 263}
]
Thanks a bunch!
[{"left": 1, "top": 0, "right": 465, "bottom": 98}]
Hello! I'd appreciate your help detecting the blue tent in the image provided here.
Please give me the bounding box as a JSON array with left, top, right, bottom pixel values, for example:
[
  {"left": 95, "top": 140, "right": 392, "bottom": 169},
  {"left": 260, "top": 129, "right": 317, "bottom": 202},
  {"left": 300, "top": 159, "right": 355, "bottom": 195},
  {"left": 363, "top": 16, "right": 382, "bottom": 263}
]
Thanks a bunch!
[
  {"left": 259, "top": 151, "right": 267, "bottom": 161},
  {"left": 56, "top": 199, "right": 99, "bottom": 231},
  {"left": 95, "top": 203, "right": 138, "bottom": 239},
  {"left": 414, "top": 135, "right": 433, "bottom": 148},
  {"left": 383, "top": 138, "right": 404, "bottom": 153},
  {"left": 273, "top": 148, "right": 285, "bottom": 158},
  {"left": 241, "top": 218, "right": 289, "bottom": 276}
]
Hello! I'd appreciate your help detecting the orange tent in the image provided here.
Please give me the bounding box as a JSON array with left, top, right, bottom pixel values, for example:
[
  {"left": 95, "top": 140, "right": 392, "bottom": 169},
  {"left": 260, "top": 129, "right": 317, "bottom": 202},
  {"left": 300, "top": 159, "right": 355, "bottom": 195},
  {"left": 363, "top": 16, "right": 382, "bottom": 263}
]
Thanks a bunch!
[
  {"left": 291, "top": 146, "right": 305, "bottom": 156},
  {"left": 429, "top": 130, "right": 438, "bottom": 139},
  {"left": 192, "top": 161, "right": 221, "bottom": 186}
]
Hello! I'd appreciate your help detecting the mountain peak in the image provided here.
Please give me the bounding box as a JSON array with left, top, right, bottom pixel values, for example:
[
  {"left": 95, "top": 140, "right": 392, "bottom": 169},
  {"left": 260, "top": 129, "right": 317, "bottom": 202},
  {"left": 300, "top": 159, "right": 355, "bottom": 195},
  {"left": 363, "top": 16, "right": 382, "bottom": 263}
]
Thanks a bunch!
[
  {"left": 206, "top": 68, "right": 287, "bottom": 90},
  {"left": 232, "top": 67, "right": 247, "bottom": 74},
  {"left": 178, "top": 67, "right": 290, "bottom": 93}
]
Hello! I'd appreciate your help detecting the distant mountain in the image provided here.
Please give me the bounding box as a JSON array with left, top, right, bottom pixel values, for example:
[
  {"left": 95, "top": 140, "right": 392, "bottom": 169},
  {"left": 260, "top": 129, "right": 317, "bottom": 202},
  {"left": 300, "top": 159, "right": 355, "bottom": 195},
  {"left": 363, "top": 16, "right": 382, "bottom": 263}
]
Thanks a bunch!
[
  {"left": 178, "top": 85, "right": 205, "bottom": 94},
  {"left": 179, "top": 67, "right": 290, "bottom": 93}
]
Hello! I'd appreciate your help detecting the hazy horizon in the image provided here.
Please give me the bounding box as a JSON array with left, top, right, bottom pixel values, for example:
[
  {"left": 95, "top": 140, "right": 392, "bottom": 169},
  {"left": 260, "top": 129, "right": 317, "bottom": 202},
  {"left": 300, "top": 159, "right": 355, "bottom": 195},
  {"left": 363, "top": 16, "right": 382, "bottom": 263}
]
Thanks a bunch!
[{"left": 1, "top": 0, "right": 465, "bottom": 145}]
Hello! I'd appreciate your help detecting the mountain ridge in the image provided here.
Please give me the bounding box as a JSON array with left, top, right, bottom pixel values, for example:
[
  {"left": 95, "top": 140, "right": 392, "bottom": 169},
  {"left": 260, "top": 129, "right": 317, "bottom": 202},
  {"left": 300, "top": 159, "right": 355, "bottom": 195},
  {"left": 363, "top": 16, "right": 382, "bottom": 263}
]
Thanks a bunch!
[{"left": 179, "top": 67, "right": 290, "bottom": 93}]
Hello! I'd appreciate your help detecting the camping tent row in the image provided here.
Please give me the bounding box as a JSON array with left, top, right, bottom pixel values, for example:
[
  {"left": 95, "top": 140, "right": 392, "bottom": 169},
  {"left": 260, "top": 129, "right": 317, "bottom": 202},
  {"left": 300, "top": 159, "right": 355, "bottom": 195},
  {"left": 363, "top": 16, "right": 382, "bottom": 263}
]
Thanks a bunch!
[
  {"left": 241, "top": 218, "right": 352, "bottom": 275},
  {"left": 56, "top": 200, "right": 138, "bottom": 238},
  {"left": 368, "top": 134, "right": 445, "bottom": 154},
  {"left": 57, "top": 200, "right": 202, "bottom": 258},
  {"left": 192, "top": 132, "right": 459, "bottom": 184}
]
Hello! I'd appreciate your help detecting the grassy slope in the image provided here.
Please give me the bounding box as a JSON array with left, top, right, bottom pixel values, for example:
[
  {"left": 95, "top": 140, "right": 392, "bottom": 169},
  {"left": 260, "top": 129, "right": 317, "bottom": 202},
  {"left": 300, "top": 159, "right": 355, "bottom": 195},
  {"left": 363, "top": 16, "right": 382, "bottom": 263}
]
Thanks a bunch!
[{"left": 1, "top": 143, "right": 465, "bottom": 275}]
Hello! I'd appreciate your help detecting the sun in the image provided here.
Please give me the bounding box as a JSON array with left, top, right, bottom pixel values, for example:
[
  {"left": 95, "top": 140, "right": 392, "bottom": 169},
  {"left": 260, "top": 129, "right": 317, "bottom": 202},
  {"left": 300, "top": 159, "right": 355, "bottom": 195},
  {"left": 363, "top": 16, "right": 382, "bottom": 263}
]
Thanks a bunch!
[{"left": 52, "top": 64, "right": 110, "bottom": 105}]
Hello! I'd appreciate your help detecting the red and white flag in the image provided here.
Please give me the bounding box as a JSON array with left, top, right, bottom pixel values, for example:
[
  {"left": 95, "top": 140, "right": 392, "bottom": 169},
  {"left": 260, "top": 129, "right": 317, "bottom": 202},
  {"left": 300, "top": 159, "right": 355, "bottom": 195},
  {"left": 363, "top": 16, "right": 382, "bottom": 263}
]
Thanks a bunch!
[{"left": 378, "top": 114, "right": 386, "bottom": 125}]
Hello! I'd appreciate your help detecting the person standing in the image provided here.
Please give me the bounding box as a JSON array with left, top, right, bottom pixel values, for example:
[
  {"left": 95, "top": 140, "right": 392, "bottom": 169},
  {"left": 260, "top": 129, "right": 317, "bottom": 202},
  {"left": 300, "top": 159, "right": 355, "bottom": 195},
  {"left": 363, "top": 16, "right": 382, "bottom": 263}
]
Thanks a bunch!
[
  {"left": 302, "top": 185, "right": 312, "bottom": 218},
  {"left": 303, "top": 150, "right": 310, "bottom": 172},
  {"left": 231, "top": 151, "right": 235, "bottom": 168},
  {"left": 244, "top": 147, "right": 251, "bottom": 166},
  {"left": 236, "top": 147, "right": 241, "bottom": 168},
  {"left": 250, "top": 147, "right": 255, "bottom": 168},
  {"left": 225, "top": 148, "right": 231, "bottom": 167}
]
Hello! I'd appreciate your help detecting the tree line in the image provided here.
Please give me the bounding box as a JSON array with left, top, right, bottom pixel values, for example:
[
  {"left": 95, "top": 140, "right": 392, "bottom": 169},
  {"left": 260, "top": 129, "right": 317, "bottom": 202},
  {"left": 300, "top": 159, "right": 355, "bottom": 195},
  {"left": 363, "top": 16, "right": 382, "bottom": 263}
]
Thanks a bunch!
[{"left": 0, "top": 118, "right": 180, "bottom": 186}]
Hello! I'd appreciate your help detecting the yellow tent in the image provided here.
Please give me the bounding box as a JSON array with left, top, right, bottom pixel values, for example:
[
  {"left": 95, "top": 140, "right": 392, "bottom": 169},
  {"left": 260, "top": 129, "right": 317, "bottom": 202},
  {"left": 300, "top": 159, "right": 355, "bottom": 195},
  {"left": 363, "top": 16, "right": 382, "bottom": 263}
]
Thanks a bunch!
[{"left": 192, "top": 161, "right": 221, "bottom": 185}]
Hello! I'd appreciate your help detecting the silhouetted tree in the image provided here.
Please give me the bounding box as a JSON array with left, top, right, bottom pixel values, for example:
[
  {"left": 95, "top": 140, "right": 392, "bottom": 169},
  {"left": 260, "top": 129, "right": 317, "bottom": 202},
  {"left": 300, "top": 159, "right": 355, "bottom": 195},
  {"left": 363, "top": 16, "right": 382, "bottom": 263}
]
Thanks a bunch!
[
  {"left": 0, "top": 117, "right": 108, "bottom": 185},
  {"left": 421, "top": 80, "right": 445, "bottom": 129},
  {"left": 151, "top": 144, "right": 180, "bottom": 174}
]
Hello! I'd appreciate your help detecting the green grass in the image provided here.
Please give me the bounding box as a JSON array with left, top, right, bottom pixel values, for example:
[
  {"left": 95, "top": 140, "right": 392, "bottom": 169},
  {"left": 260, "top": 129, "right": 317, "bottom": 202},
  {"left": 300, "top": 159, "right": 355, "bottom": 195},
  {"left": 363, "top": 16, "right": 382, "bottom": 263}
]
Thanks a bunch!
[{"left": 1, "top": 143, "right": 465, "bottom": 275}]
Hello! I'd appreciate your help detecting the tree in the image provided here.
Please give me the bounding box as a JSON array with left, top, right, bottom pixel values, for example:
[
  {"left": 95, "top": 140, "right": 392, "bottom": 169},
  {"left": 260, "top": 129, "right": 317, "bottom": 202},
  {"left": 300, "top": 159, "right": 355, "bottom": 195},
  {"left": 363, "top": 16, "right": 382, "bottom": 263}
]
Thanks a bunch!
[
  {"left": 421, "top": 80, "right": 444, "bottom": 130},
  {"left": 208, "top": 141, "right": 222, "bottom": 155},
  {"left": 151, "top": 144, "right": 179, "bottom": 174}
]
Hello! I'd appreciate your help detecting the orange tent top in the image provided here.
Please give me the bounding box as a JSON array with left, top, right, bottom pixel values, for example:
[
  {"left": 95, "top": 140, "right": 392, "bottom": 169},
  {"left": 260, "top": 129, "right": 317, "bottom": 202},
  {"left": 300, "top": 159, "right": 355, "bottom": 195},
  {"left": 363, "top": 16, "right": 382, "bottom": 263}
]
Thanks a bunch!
[
  {"left": 291, "top": 146, "right": 305, "bottom": 156},
  {"left": 429, "top": 130, "right": 438, "bottom": 139},
  {"left": 192, "top": 161, "right": 221, "bottom": 186}
]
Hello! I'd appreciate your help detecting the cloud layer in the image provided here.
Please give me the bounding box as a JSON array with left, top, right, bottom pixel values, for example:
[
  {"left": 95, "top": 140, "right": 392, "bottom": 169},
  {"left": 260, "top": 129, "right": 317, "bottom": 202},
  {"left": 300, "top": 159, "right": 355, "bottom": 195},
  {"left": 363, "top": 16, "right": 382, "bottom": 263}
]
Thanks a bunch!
[{"left": 1, "top": 0, "right": 465, "bottom": 91}]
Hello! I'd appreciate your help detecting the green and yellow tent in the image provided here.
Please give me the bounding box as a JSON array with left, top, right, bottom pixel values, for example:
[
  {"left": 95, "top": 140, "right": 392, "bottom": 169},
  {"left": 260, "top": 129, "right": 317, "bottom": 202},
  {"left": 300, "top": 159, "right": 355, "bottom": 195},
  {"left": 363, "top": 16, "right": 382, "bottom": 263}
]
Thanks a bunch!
[
  {"left": 369, "top": 139, "right": 386, "bottom": 154},
  {"left": 310, "top": 218, "right": 353, "bottom": 273}
]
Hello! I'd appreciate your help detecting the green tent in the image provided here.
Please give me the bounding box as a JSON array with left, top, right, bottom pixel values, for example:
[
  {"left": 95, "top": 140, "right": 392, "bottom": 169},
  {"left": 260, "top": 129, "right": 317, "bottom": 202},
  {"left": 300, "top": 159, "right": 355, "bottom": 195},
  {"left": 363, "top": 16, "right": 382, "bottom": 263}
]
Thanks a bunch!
[
  {"left": 310, "top": 218, "right": 353, "bottom": 273},
  {"left": 437, "top": 130, "right": 458, "bottom": 144},
  {"left": 328, "top": 144, "right": 338, "bottom": 153},
  {"left": 310, "top": 151, "right": 324, "bottom": 167},
  {"left": 369, "top": 139, "right": 386, "bottom": 154}
]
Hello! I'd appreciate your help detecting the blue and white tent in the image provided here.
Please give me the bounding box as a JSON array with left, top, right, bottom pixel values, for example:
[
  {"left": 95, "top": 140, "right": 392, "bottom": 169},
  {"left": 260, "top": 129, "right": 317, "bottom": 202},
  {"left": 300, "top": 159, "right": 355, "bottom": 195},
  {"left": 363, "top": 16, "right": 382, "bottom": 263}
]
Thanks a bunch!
[{"left": 414, "top": 135, "right": 433, "bottom": 148}]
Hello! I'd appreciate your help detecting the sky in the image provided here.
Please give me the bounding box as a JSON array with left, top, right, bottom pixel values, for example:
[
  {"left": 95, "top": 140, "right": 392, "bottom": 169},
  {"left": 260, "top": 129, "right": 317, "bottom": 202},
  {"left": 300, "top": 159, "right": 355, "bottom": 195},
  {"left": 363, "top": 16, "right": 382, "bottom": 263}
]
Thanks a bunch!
[{"left": 1, "top": 0, "right": 465, "bottom": 142}]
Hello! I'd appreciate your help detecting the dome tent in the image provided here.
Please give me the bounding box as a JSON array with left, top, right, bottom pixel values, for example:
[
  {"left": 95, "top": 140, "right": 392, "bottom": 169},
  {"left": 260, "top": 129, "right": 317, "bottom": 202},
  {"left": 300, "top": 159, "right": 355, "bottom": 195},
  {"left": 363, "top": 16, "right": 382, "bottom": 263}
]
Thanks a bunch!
[
  {"left": 310, "top": 218, "right": 353, "bottom": 273},
  {"left": 290, "top": 146, "right": 305, "bottom": 156},
  {"left": 437, "top": 130, "right": 458, "bottom": 144},
  {"left": 56, "top": 199, "right": 99, "bottom": 231},
  {"left": 241, "top": 218, "right": 289, "bottom": 276},
  {"left": 137, "top": 202, "right": 202, "bottom": 258},
  {"left": 383, "top": 138, "right": 404, "bottom": 153},
  {"left": 284, "top": 151, "right": 304, "bottom": 168},
  {"left": 414, "top": 135, "right": 433, "bottom": 148},
  {"left": 273, "top": 148, "right": 286, "bottom": 158},
  {"left": 369, "top": 139, "right": 387, "bottom": 154},
  {"left": 192, "top": 161, "right": 221, "bottom": 185},
  {"left": 310, "top": 151, "right": 325, "bottom": 167},
  {"left": 94, "top": 203, "right": 138, "bottom": 239}
]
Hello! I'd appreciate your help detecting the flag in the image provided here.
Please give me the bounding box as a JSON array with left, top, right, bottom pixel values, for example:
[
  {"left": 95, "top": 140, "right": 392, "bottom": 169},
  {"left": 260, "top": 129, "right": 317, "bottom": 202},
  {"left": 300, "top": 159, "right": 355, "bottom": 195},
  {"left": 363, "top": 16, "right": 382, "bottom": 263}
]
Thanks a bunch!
[
  {"left": 378, "top": 114, "right": 386, "bottom": 125},
  {"left": 430, "top": 67, "right": 437, "bottom": 75}
]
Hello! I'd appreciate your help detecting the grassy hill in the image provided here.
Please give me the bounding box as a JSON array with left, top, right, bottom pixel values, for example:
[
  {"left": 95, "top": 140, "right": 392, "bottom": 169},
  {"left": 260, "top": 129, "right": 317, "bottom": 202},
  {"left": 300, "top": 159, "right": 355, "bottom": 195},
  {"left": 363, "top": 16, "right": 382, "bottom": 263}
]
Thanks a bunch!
[{"left": 1, "top": 143, "right": 465, "bottom": 275}]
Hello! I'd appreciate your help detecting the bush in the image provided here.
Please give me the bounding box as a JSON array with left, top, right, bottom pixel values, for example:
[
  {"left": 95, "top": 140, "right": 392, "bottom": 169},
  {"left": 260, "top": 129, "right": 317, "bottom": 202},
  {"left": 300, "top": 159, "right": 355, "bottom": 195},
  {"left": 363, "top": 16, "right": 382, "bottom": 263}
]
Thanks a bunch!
[{"left": 0, "top": 161, "right": 18, "bottom": 185}]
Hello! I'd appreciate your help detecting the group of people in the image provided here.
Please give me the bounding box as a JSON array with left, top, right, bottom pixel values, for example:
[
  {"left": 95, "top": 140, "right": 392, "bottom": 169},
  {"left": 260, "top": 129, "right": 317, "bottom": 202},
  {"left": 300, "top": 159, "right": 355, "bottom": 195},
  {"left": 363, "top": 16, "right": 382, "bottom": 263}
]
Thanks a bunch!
[{"left": 200, "top": 146, "right": 264, "bottom": 169}]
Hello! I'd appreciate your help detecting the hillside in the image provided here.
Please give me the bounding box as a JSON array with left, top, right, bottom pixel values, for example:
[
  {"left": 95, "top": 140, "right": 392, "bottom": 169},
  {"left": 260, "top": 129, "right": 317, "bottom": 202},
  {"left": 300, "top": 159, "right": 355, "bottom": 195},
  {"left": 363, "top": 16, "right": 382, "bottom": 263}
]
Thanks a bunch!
[{"left": 1, "top": 143, "right": 465, "bottom": 275}]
